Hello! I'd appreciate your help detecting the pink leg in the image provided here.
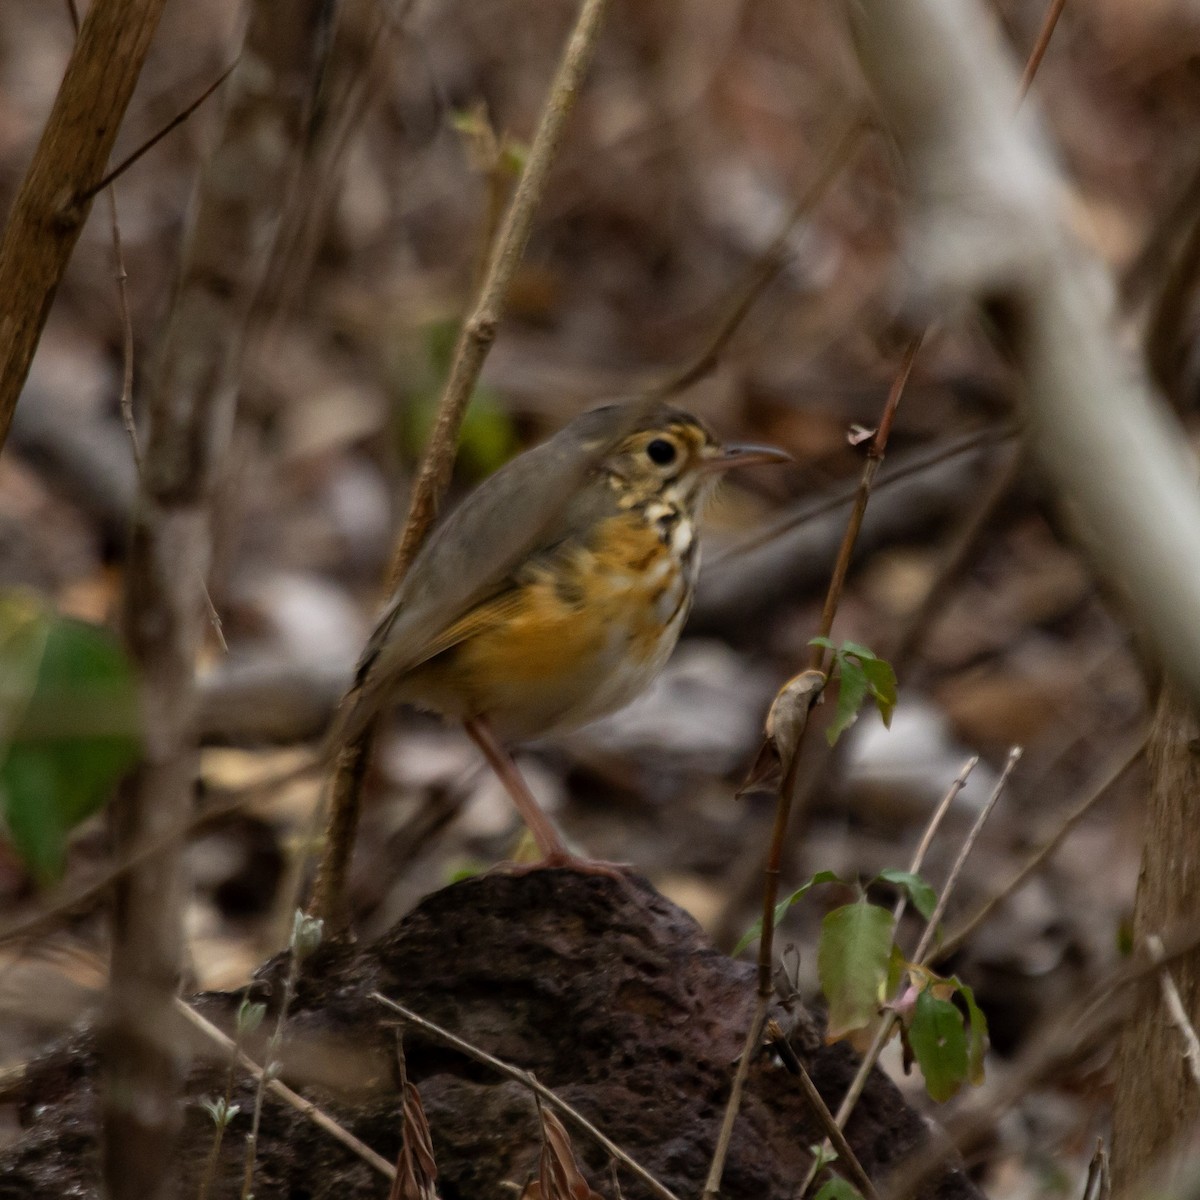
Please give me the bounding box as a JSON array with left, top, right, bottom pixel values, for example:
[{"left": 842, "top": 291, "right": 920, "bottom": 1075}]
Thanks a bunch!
[{"left": 463, "top": 717, "right": 628, "bottom": 877}]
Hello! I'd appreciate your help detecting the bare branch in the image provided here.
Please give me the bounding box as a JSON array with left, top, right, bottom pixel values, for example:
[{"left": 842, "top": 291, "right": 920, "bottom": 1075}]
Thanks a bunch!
[
  {"left": 312, "top": 0, "right": 614, "bottom": 929},
  {"left": 849, "top": 0, "right": 1200, "bottom": 713},
  {"left": 0, "top": 0, "right": 169, "bottom": 450},
  {"left": 177, "top": 1001, "right": 396, "bottom": 1182}
]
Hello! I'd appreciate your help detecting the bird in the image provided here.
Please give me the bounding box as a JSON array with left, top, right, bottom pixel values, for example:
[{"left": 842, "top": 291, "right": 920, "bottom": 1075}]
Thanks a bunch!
[{"left": 332, "top": 399, "right": 790, "bottom": 870}]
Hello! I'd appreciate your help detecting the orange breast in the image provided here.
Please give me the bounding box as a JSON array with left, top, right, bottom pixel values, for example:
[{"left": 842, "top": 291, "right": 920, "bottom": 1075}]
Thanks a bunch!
[{"left": 400, "top": 512, "right": 692, "bottom": 740}]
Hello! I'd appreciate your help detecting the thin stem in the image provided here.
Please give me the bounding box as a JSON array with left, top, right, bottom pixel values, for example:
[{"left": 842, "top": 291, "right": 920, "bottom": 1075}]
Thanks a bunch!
[
  {"left": 79, "top": 62, "right": 238, "bottom": 203},
  {"left": 313, "top": 0, "right": 613, "bottom": 931},
  {"left": 798, "top": 750, "right": 1021, "bottom": 1200},
  {"left": 385, "top": 0, "right": 611, "bottom": 589},
  {"left": 701, "top": 996, "right": 769, "bottom": 1200},
  {"left": 937, "top": 735, "right": 1145, "bottom": 960},
  {"left": 891, "top": 755, "right": 978, "bottom": 927},
  {"left": 653, "top": 115, "right": 869, "bottom": 398},
  {"left": 767, "top": 1023, "right": 880, "bottom": 1200},
  {"left": 808, "top": 332, "right": 924, "bottom": 672},
  {"left": 177, "top": 1001, "right": 395, "bottom": 1181},
  {"left": 706, "top": 425, "right": 1014, "bottom": 570},
  {"left": 1016, "top": 0, "right": 1067, "bottom": 102},
  {"left": 371, "top": 993, "right": 681, "bottom": 1200},
  {"left": 912, "top": 747, "right": 1022, "bottom": 963}
]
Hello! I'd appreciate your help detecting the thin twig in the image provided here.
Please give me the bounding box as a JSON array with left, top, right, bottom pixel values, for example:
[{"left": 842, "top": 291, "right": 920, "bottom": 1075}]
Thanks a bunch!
[
  {"left": 708, "top": 333, "right": 922, "bottom": 1200},
  {"left": 385, "top": 0, "right": 611, "bottom": 589},
  {"left": 937, "top": 734, "right": 1146, "bottom": 960},
  {"left": 798, "top": 749, "right": 1022, "bottom": 1200},
  {"left": 79, "top": 62, "right": 239, "bottom": 203},
  {"left": 0, "top": 0, "right": 169, "bottom": 452},
  {"left": 706, "top": 424, "right": 1014, "bottom": 570},
  {"left": 652, "top": 114, "right": 869, "bottom": 398},
  {"left": 371, "top": 993, "right": 681, "bottom": 1200},
  {"left": 767, "top": 1021, "right": 880, "bottom": 1200},
  {"left": 106, "top": 186, "right": 140, "bottom": 466},
  {"left": 1081, "top": 1139, "right": 1110, "bottom": 1200},
  {"left": 889, "top": 446, "right": 1023, "bottom": 676},
  {"left": 176, "top": 1001, "right": 396, "bottom": 1181},
  {"left": 63, "top": 0, "right": 138, "bottom": 463},
  {"left": 809, "top": 332, "right": 924, "bottom": 671},
  {"left": 1016, "top": 0, "right": 1067, "bottom": 101},
  {"left": 1148, "top": 935, "right": 1200, "bottom": 1094},
  {"left": 891, "top": 755, "right": 979, "bottom": 927},
  {"left": 912, "top": 746, "right": 1022, "bottom": 963},
  {"left": 702, "top": 996, "right": 770, "bottom": 1200},
  {"left": 312, "top": 0, "right": 613, "bottom": 929}
]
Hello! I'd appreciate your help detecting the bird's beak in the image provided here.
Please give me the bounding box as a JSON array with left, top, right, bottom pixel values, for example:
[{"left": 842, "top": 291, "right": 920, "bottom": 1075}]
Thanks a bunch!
[{"left": 700, "top": 441, "right": 792, "bottom": 474}]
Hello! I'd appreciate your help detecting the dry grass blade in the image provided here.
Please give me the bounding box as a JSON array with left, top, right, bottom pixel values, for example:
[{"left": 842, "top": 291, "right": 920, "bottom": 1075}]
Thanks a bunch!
[
  {"left": 523, "top": 1104, "right": 605, "bottom": 1200},
  {"left": 371, "top": 993, "right": 682, "bottom": 1200},
  {"left": 391, "top": 1041, "right": 441, "bottom": 1200}
]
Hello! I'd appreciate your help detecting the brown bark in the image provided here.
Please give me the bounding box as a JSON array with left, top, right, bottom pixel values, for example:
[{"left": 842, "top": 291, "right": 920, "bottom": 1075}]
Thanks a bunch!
[
  {"left": 1111, "top": 684, "right": 1200, "bottom": 1192},
  {"left": 0, "top": 0, "right": 168, "bottom": 450},
  {"left": 102, "top": 5, "right": 328, "bottom": 1199}
]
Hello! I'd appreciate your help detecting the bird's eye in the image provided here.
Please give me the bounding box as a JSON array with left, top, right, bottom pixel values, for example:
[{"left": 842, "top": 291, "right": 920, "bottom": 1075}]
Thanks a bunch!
[{"left": 646, "top": 438, "right": 677, "bottom": 466}]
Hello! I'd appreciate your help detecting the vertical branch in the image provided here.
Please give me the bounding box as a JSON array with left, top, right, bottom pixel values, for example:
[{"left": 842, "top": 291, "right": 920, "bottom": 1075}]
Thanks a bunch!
[
  {"left": 102, "top": 5, "right": 327, "bottom": 1198},
  {"left": 385, "top": 0, "right": 611, "bottom": 587},
  {"left": 1111, "top": 686, "right": 1200, "bottom": 1189},
  {"left": 0, "top": 0, "right": 168, "bottom": 450},
  {"left": 310, "top": 0, "right": 613, "bottom": 929}
]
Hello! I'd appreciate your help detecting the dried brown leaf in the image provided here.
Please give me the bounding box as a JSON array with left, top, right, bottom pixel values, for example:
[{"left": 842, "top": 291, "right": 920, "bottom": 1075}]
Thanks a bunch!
[
  {"left": 389, "top": 1077, "right": 440, "bottom": 1200},
  {"left": 521, "top": 1108, "right": 604, "bottom": 1200}
]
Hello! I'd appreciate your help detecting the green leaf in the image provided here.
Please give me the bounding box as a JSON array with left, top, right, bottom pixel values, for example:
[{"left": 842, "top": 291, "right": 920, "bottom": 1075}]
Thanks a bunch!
[
  {"left": 908, "top": 989, "right": 969, "bottom": 1101},
  {"left": 875, "top": 868, "right": 938, "bottom": 922},
  {"left": 951, "top": 977, "right": 988, "bottom": 1085},
  {"left": 838, "top": 640, "right": 881, "bottom": 662},
  {"left": 733, "top": 870, "right": 845, "bottom": 955},
  {"left": 0, "top": 598, "right": 140, "bottom": 883},
  {"left": 814, "top": 1179, "right": 863, "bottom": 1200},
  {"left": 808, "top": 636, "right": 836, "bottom": 651},
  {"left": 826, "top": 659, "right": 869, "bottom": 746},
  {"left": 818, "top": 902, "right": 895, "bottom": 1040},
  {"left": 857, "top": 656, "right": 897, "bottom": 727}
]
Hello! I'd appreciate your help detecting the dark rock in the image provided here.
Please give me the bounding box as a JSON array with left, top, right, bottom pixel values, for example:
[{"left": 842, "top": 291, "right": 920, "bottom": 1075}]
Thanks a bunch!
[{"left": 0, "top": 871, "right": 983, "bottom": 1200}]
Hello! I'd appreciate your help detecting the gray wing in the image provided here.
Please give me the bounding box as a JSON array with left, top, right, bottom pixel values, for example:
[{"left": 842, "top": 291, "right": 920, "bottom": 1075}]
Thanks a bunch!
[{"left": 332, "top": 399, "right": 657, "bottom": 744}]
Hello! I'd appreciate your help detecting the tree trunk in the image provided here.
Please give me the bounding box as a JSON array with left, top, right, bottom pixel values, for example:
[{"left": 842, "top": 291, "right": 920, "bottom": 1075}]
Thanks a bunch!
[{"left": 1111, "top": 683, "right": 1200, "bottom": 1192}]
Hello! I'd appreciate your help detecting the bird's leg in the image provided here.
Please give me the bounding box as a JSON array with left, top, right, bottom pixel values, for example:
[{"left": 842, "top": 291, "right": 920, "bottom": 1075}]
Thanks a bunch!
[{"left": 463, "top": 716, "right": 627, "bottom": 877}]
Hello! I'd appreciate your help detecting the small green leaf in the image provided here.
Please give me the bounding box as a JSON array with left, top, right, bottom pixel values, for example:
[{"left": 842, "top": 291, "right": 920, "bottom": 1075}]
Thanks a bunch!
[
  {"left": 826, "top": 659, "right": 869, "bottom": 746},
  {"left": 908, "top": 989, "right": 969, "bottom": 1101},
  {"left": 875, "top": 868, "right": 938, "bottom": 922},
  {"left": 809, "top": 1144, "right": 839, "bottom": 1174},
  {"left": 951, "top": 977, "right": 988, "bottom": 1085},
  {"left": 237, "top": 1000, "right": 267, "bottom": 1036},
  {"left": 857, "top": 656, "right": 897, "bottom": 727},
  {"left": 0, "top": 599, "right": 140, "bottom": 883},
  {"left": 733, "top": 870, "right": 844, "bottom": 955},
  {"left": 808, "top": 636, "right": 836, "bottom": 652},
  {"left": 838, "top": 640, "right": 880, "bottom": 662},
  {"left": 814, "top": 1178, "right": 863, "bottom": 1200},
  {"left": 818, "top": 902, "right": 895, "bottom": 1040}
]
